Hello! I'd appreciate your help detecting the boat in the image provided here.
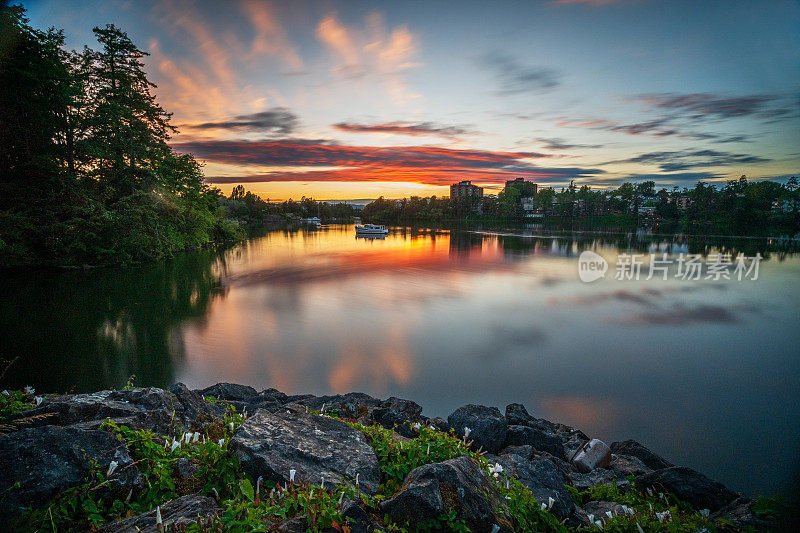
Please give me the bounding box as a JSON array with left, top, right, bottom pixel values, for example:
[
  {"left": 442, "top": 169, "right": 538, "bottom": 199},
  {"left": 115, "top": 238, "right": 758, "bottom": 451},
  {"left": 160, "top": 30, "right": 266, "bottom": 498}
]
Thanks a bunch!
[{"left": 355, "top": 223, "right": 388, "bottom": 235}]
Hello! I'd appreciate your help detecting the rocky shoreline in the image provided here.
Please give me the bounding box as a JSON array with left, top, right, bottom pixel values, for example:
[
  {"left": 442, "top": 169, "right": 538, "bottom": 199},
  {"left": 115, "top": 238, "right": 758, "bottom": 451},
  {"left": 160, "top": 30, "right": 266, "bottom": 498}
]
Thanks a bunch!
[{"left": 0, "top": 383, "right": 777, "bottom": 531}]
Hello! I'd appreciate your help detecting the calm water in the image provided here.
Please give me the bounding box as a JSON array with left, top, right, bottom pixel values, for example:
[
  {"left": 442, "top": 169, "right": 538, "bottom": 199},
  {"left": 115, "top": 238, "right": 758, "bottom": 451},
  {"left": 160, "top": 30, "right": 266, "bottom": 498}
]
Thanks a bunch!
[{"left": 2, "top": 225, "right": 799, "bottom": 496}]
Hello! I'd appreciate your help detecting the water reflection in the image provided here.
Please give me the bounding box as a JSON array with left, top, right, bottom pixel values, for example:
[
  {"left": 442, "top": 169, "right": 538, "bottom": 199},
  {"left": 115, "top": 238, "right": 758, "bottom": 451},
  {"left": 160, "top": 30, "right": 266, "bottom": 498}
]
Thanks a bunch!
[{"left": 1, "top": 225, "right": 798, "bottom": 496}]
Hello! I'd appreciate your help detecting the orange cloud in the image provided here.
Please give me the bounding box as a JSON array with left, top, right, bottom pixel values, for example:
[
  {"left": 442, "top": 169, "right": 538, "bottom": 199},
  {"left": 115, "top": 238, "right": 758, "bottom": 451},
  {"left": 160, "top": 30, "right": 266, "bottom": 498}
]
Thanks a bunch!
[{"left": 241, "top": 0, "right": 304, "bottom": 70}]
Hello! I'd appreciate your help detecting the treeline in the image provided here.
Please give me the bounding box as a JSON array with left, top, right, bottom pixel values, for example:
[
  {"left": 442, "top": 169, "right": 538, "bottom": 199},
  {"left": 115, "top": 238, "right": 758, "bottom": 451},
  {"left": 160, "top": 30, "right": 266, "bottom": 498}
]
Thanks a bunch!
[
  {"left": 363, "top": 177, "right": 800, "bottom": 232},
  {"left": 0, "top": 6, "right": 241, "bottom": 267},
  {"left": 219, "top": 185, "right": 358, "bottom": 225}
]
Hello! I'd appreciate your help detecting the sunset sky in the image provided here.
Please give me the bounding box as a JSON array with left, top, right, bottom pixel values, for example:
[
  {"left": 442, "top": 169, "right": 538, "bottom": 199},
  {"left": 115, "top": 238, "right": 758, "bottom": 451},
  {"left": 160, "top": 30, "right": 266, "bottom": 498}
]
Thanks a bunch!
[{"left": 24, "top": 0, "right": 800, "bottom": 200}]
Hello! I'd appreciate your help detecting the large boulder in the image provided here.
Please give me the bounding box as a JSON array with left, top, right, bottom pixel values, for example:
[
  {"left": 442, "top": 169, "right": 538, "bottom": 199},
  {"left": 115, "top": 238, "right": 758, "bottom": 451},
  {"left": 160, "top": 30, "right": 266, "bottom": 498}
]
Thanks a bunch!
[
  {"left": 230, "top": 410, "right": 381, "bottom": 494},
  {"left": 5, "top": 386, "right": 219, "bottom": 433},
  {"left": 608, "top": 453, "right": 652, "bottom": 477},
  {"left": 99, "top": 493, "right": 219, "bottom": 532},
  {"left": 371, "top": 397, "right": 424, "bottom": 437},
  {"left": 504, "top": 425, "right": 564, "bottom": 458},
  {"left": 380, "top": 455, "right": 510, "bottom": 532},
  {"left": 610, "top": 440, "right": 673, "bottom": 470},
  {"left": 168, "top": 383, "right": 226, "bottom": 424},
  {"left": 448, "top": 404, "right": 507, "bottom": 454},
  {"left": 636, "top": 467, "right": 738, "bottom": 512},
  {"left": 505, "top": 403, "right": 537, "bottom": 427},
  {"left": 0, "top": 425, "right": 143, "bottom": 519},
  {"left": 196, "top": 382, "right": 258, "bottom": 402},
  {"left": 492, "top": 447, "right": 573, "bottom": 520},
  {"left": 710, "top": 496, "right": 775, "bottom": 531}
]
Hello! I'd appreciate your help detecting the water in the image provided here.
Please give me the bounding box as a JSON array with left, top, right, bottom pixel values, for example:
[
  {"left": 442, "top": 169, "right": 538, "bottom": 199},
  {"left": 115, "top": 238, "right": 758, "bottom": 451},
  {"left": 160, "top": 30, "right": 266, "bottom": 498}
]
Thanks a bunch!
[{"left": 2, "top": 225, "right": 799, "bottom": 496}]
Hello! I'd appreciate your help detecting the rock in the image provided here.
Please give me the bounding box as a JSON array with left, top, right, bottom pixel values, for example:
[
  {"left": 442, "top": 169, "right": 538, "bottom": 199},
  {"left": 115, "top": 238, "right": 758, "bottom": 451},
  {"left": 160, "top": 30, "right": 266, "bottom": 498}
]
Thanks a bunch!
[
  {"left": 6, "top": 387, "right": 211, "bottom": 433},
  {"left": 428, "top": 416, "right": 449, "bottom": 432},
  {"left": 610, "top": 439, "right": 673, "bottom": 471},
  {"left": 380, "top": 455, "right": 510, "bottom": 531},
  {"left": 568, "top": 468, "right": 631, "bottom": 493},
  {"left": 340, "top": 499, "right": 384, "bottom": 532},
  {"left": 494, "top": 449, "right": 573, "bottom": 520},
  {"left": 230, "top": 410, "right": 381, "bottom": 494},
  {"left": 175, "top": 457, "right": 198, "bottom": 479},
  {"left": 505, "top": 425, "right": 564, "bottom": 457},
  {"left": 448, "top": 404, "right": 507, "bottom": 454},
  {"left": 608, "top": 453, "right": 652, "bottom": 477},
  {"left": 168, "top": 382, "right": 226, "bottom": 424},
  {"left": 371, "top": 397, "right": 423, "bottom": 437},
  {"left": 581, "top": 500, "right": 626, "bottom": 521},
  {"left": 284, "top": 392, "right": 382, "bottom": 420},
  {"left": 636, "top": 467, "right": 738, "bottom": 512},
  {"left": 196, "top": 382, "right": 258, "bottom": 402},
  {"left": 505, "top": 403, "right": 536, "bottom": 426},
  {"left": 0, "top": 425, "right": 142, "bottom": 519},
  {"left": 710, "top": 496, "right": 774, "bottom": 531},
  {"left": 99, "top": 493, "right": 219, "bottom": 532},
  {"left": 276, "top": 516, "right": 308, "bottom": 533}
]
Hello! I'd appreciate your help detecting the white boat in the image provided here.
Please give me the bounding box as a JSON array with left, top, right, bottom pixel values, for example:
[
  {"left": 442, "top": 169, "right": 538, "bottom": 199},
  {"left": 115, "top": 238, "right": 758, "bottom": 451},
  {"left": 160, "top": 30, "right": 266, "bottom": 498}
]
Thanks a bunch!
[
  {"left": 355, "top": 223, "right": 388, "bottom": 235},
  {"left": 302, "top": 216, "right": 321, "bottom": 226}
]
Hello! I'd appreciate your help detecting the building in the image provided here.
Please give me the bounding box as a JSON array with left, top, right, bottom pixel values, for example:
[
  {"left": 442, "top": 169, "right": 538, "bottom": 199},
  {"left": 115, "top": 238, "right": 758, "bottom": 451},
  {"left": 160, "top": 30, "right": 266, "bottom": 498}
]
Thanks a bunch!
[
  {"left": 504, "top": 177, "right": 538, "bottom": 196},
  {"left": 450, "top": 180, "right": 484, "bottom": 201}
]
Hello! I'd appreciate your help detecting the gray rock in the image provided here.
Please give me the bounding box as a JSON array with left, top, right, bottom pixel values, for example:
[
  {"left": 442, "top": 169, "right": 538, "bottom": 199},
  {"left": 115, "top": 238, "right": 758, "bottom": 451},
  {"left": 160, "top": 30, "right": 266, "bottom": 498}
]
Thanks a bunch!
[
  {"left": 371, "top": 397, "right": 423, "bottom": 437},
  {"left": 568, "top": 464, "right": 634, "bottom": 494},
  {"left": 284, "top": 392, "right": 382, "bottom": 420},
  {"left": 99, "top": 493, "right": 219, "bottom": 532},
  {"left": 6, "top": 387, "right": 214, "bottom": 433},
  {"left": 168, "top": 382, "right": 227, "bottom": 424},
  {"left": 448, "top": 404, "right": 507, "bottom": 454},
  {"left": 636, "top": 467, "right": 738, "bottom": 512},
  {"left": 175, "top": 457, "right": 198, "bottom": 479},
  {"left": 710, "top": 496, "right": 774, "bottom": 531},
  {"left": 196, "top": 382, "right": 258, "bottom": 402},
  {"left": 380, "top": 455, "right": 510, "bottom": 532},
  {"left": 341, "top": 499, "right": 384, "bottom": 532},
  {"left": 608, "top": 454, "right": 652, "bottom": 477},
  {"left": 505, "top": 403, "right": 536, "bottom": 426},
  {"left": 610, "top": 439, "right": 673, "bottom": 471},
  {"left": 0, "top": 425, "right": 142, "bottom": 519},
  {"left": 428, "top": 416, "right": 449, "bottom": 432},
  {"left": 505, "top": 425, "right": 565, "bottom": 457},
  {"left": 581, "top": 500, "right": 626, "bottom": 521},
  {"left": 494, "top": 449, "right": 573, "bottom": 519},
  {"left": 230, "top": 410, "right": 381, "bottom": 494}
]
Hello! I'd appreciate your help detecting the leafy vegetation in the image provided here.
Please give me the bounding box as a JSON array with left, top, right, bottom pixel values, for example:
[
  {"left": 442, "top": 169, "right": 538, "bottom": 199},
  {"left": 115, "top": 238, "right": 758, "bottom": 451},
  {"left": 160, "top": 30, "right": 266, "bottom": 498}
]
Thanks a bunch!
[{"left": 0, "top": 5, "right": 244, "bottom": 268}]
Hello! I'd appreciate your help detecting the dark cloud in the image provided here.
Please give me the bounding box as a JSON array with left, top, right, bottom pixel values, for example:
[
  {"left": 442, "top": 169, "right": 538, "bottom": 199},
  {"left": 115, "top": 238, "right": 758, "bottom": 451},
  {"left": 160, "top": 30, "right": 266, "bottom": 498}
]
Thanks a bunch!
[
  {"left": 172, "top": 138, "right": 606, "bottom": 186},
  {"left": 334, "top": 121, "right": 474, "bottom": 138},
  {"left": 537, "top": 137, "right": 603, "bottom": 150},
  {"left": 478, "top": 52, "right": 561, "bottom": 95},
  {"left": 624, "top": 304, "right": 740, "bottom": 326},
  {"left": 610, "top": 148, "right": 770, "bottom": 172},
  {"left": 186, "top": 108, "right": 298, "bottom": 134},
  {"left": 636, "top": 93, "right": 795, "bottom": 122}
]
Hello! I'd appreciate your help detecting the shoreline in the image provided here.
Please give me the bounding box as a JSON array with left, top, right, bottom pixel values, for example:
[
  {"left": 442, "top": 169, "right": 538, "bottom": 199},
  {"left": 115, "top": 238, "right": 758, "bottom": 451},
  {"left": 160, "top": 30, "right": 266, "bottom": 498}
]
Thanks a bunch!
[{"left": 0, "top": 382, "right": 782, "bottom": 531}]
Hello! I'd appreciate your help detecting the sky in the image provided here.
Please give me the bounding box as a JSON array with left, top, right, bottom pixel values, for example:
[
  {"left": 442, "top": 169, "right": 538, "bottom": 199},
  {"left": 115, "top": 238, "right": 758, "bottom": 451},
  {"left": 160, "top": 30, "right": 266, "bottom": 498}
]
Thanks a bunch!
[{"left": 23, "top": 0, "right": 800, "bottom": 200}]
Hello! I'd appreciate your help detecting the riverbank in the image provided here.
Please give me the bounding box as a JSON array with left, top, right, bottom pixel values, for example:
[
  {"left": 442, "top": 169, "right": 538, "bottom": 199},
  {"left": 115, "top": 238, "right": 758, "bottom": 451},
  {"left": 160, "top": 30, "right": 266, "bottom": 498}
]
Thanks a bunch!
[{"left": 0, "top": 383, "right": 785, "bottom": 532}]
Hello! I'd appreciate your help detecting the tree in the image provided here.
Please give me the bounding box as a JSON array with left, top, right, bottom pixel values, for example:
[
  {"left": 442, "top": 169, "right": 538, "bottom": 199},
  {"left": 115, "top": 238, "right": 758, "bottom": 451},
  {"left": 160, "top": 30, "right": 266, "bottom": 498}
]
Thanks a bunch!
[{"left": 84, "top": 24, "right": 175, "bottom": 198}]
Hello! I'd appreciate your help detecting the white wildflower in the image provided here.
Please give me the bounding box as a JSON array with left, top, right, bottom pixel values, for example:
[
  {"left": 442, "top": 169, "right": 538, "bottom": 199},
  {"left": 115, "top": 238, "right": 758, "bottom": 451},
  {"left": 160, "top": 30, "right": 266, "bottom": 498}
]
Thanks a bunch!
[
  {"left": 192, "top": 432, "right": 200, "bottom": 443},
  {"left": 606, "top": 511, "right": 613, "bottom": 519},
  {"left": 491, "top": 525, "right": 500, "bottom": 533},
  {"left": 412, "top": 422, "right": 422, "bottom": 431},
  {"left": 541, "top": 503, "right": 547, "bottom": 511},
  {"left": 218, "top": 438, "right": 225, "bottom": 446},
  {"left": 24, "top": 385, "right": 35, "bottom": 394},
  {"left": 229, "top": 422, "right": 235, "bottom": 432},
  {"left": 155, "top": 506, "right": 162, "bottom": 525},
  {"left": 35, "top": 396, "right": 43, "bottom": 406},
  {"left": 106, "top": 461, "right": 118, "bottom": 476},
  {"left": 463, "top": 427, "right": 472, "bottom": 439},
  {"left": 636, "top": 522, "right": 645, "bottom": 533},
  {"left": 699, "top": 509, "right": 710, "bottom": 517},
  {"left": 548, "top": 496, "right": 555, "bottom": 510},
  {"left": 289, "top": 469, "right": 296, "bottom": 482},
  {"left": 587, "top": 514, "right": 594, "bottom": 523},
  {"left": 170, "top": 439, "right": 181, "bottom": 452},
  {"left": 595, "top": 520, "right": 604, "bottom": 530},
  {"left": 338, "top": 492, "right": 344, "bottom": 505},
  {"left": 1, "top": 390, "right": 9, "bottom": 396}
]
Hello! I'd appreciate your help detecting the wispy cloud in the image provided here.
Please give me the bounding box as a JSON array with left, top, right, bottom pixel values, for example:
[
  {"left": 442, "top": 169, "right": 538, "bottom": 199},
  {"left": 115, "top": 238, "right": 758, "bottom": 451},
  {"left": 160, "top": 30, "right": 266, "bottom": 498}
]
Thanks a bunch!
[
  {"left": 478, "top": 52, "right": 561, "bottom": 95},
  {"left": 186, "top": 108, "right": 298, "bottom": 134},
  {"left": 316, "top": 12, "right": 420, "bottom": 105},
  {"left": 610, "top": 148, "right": 770, "bottom": 172},
  {"left": 333, "top": 121, "right": 474, "bottom": 138},
  {"left": 550, "top": 0, "right": 621, "bottom": 5},
  {"left": 241, "top": 0, "right": 304, "bottom": 71},
  {"left": 536, "top": 137, "right": 603, "bottom": 150},
  {"left": 635, "top": 93, "right": 796, "bottom": 122}
]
